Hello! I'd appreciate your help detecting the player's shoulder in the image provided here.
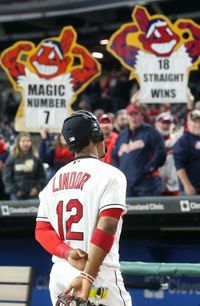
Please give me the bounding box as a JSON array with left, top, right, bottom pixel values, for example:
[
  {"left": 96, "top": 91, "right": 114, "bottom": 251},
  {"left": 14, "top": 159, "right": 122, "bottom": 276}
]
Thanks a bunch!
[{"left": 98, "top": 160, "right": 126, "bottom": 180}]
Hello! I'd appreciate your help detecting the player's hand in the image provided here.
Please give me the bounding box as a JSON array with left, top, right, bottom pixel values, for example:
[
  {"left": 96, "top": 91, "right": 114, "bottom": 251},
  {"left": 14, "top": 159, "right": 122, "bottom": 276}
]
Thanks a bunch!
[
  {"left": 64, "top": 275, "right": 92, "bottom": 301},
  {"left": 184, "top": 183, "right": 196, "bottom": 195},
  {"left": 40, "top": 128, "right": 49, "bottom": 140},
  {"left": 66, "top": 249, "right": 88, "bottom": 271}
]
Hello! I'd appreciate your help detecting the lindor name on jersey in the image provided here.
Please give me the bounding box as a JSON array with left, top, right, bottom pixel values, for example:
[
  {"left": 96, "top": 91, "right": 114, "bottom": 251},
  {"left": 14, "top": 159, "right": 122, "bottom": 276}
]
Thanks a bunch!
[{"left": 52, "top": 171, "right": 91, "bottom": 192}]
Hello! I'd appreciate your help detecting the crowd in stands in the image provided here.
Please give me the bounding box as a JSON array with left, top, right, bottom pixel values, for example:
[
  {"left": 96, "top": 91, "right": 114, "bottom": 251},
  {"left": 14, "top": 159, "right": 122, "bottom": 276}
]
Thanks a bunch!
[
  {"left": 0, "top": 68, "right": 200, "bottom": 200},
  {"left": 39, "top": 128, "right": 74, "bottom": 180},
  {"left": 2, "top": 132, "right": 46, "bottom": 200}
]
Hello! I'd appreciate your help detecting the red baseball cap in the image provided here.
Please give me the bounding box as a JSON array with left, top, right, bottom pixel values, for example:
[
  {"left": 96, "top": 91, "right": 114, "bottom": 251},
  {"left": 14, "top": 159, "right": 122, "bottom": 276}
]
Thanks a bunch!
[
  {"left": 99, "top": 114, "right": 112, "bottom": 128},
  {"left": 126, "top": 103, "right": 141, "bottom": 114}
]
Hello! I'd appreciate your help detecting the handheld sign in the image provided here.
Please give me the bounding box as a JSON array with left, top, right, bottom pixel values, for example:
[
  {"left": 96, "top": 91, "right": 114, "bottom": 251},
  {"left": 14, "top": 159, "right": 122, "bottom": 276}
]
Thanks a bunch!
[
  {"left": 1, "top": 26, "right": 101, "bottom": 132},
  {"left": 107, "top": 5, "right": 200, "bottom": 104}
]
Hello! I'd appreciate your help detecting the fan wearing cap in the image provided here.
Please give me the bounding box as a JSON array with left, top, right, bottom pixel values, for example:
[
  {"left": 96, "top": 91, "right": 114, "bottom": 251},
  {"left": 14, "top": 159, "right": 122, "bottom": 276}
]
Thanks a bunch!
[
  {"left": 35, "top": 110, "right": 132, "bottom": 306},
  {"left": 99, "top": 113, "right": 118, "bottom": 165},
  {"left": 113, "top": 109, "right": 129, "bottom": 134},
  {"left": 155, "top": 112, "right": 180, "bottom": 196},
  {"left": 173, "top": 109, "right": 200, "bottom": 195},
  {"left": 112, "top": 103, "right": 166, "bottom": 197}
]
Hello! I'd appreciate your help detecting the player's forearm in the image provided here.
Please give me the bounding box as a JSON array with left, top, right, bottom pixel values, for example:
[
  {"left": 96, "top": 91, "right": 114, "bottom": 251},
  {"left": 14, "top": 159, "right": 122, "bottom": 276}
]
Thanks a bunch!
[
  {"left": 83, "top": 244, "right": 107, "bottom": 278},
  {"left": 83, "top": 216, "right": 119, "bottom": 278},
  {"left": 35, "top": 221, "right": 72, "bottom": 258}
]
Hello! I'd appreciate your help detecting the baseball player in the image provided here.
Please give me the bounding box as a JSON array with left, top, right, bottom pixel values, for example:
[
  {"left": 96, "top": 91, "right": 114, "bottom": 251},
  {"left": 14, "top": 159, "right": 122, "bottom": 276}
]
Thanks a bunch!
[{"left": 35, "top": 110, "right": 132, "bottom": 306}]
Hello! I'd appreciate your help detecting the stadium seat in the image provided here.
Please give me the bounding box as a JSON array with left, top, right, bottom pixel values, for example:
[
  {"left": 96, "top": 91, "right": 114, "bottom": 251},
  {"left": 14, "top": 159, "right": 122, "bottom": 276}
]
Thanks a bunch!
[{"left": 0, "top": 266, "right": 34, "bottom": 306}]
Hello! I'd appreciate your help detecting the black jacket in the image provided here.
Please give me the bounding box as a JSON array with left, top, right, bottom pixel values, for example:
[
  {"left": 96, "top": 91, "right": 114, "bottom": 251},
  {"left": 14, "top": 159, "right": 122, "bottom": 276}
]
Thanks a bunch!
[{"left": 3, "top": 152, "right": 46, "bottom": 194}]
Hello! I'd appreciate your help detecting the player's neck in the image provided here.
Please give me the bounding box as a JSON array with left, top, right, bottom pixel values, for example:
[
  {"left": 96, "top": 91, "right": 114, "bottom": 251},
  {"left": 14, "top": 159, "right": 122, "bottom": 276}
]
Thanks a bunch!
[
  {"left": 75, "top": 144, "right": 98, "bottom": 160},
  {"left": 75, "top": 153, "right": 98, "bottom": 159}
]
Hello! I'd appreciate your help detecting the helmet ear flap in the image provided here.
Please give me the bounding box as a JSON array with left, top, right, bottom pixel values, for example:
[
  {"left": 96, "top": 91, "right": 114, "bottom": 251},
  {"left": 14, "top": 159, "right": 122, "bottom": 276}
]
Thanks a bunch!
[{"left": 91, "top": 128, "right": 104, "bottom": 143}]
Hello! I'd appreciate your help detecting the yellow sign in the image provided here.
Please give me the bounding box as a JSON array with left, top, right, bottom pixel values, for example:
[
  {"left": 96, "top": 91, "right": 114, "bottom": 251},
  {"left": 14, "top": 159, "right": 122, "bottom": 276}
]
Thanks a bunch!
[
  {"left": 108, "top": 5, "right": 200, "bottom": 103},
  {"left": 1, "top": 26, "right": 101, "bottom": 132}
]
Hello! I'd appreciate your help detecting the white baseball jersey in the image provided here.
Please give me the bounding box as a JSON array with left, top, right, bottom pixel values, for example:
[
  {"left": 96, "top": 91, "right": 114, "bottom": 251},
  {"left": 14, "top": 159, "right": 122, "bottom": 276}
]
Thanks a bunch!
[{"left": 36, "top": 156, "right": 127, "bottom": 269}]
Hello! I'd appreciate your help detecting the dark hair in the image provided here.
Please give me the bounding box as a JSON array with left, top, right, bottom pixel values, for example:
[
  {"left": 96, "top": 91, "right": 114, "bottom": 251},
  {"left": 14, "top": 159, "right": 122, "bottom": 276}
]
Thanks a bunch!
[{"left": 69, "top": 137, "right": 90, "bottom": 153}]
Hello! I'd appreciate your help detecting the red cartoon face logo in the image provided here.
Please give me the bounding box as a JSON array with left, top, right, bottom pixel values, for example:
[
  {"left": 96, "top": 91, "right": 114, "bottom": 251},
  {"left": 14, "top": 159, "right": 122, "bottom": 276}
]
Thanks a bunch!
[
  {"left": 29, "top": 40, "right": 71, "bottom": 79},
  {"left": 139, "top": 19, "right": 180, "bottom": 57}
]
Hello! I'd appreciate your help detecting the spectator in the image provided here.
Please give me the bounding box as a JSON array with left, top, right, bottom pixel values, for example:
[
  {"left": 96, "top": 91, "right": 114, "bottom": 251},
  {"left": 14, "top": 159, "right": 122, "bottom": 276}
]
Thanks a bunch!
[
  {"left": 39, "top": 128, "right": 74, "bottom": 180},
  {"left": 184, "top": 87, "right": 195, "bottom": 131},
  {"left": 113, "top": 109, "right": 129, "bottom": 134},
  {"left": 0, "top": 134, "right": 10, "bottom": 199},
  {"left": 94, "top": 108, "right": 105, "bottom": 120},
  {"left": 159, "top": 103, "right": 171, "bottom": 114},
  {"left": 108, "top": 70, "right": 132, "bottom": 112},
  {"left": 0, "top": 117, "right": 17, "bottom": 149},
  {"left": 77, "top": 98, "right": 92, "bottom": 111},
  {"left": 173, "top": 109, "right": 200, "bottom": 195},
  {"left": 146, "top": 105, "right": 160, "bottom": 125},
  {"left": 155, "top": 112, "right": 180, "bottom": 196},
  {"left": 73, "top": 96, "right": 92, "bottom": 112},
  {"left": 195, "top": 101, "right": 200, "bottom": 110},
  {"left": 112, "top": 103, "right": 166, "bottom": 196},
  {"left": 3, "top": 132, "right": 46, "bottom": 200},
  {"left": 99, "top": 114, "right": 118, "bottom": 165}
]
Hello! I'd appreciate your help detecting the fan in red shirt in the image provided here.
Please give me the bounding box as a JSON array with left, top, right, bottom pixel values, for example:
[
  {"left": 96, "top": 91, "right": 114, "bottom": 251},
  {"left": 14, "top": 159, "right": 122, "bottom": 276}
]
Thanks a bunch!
[{"left": 99, "top": 114, "right": 118, "bottom": 165}]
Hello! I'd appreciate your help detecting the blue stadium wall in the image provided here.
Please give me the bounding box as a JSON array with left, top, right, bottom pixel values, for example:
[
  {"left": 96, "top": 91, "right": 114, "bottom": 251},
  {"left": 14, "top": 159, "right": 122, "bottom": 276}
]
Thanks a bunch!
[{"left": 1, "top": 234, "right": 200, "bottom": 306}]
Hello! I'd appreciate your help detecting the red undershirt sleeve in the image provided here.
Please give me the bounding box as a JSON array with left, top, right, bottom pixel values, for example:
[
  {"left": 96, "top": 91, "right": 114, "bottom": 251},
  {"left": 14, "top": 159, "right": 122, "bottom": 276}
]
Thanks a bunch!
[
  {"left": 90, "top": 208, "right": 124, "bottom": 253},
  {"left": 99, "top": 208, "right": 123, "bottom": 219},
  {"left": 35, "top": 221, "right": 72, "bottom": 258}
]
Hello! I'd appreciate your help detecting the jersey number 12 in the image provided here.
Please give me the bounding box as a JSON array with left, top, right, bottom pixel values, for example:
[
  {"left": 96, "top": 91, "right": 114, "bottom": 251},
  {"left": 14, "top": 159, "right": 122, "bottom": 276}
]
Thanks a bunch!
[{"left": 57, "top": 199, "right": 84, "bottom": 240}]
